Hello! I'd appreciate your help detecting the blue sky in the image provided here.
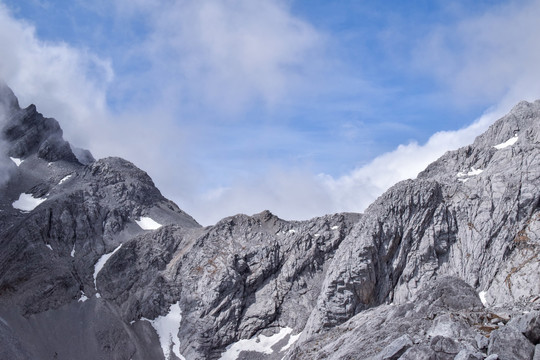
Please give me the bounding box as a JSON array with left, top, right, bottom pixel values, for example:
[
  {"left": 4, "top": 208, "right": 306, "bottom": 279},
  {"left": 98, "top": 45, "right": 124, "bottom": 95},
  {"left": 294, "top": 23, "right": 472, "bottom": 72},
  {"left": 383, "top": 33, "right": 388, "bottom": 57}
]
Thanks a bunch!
[{"left": 1, "top": 0, "right": 539, "bottom": 224}]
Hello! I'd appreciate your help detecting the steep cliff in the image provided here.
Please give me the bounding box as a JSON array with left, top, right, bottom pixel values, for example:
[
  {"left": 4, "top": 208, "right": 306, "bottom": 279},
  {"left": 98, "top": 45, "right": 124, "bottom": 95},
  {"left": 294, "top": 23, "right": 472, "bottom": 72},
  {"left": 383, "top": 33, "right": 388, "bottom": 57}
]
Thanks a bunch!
[{"left": 0, "top": 83, "right": 538, "bottom": 360}]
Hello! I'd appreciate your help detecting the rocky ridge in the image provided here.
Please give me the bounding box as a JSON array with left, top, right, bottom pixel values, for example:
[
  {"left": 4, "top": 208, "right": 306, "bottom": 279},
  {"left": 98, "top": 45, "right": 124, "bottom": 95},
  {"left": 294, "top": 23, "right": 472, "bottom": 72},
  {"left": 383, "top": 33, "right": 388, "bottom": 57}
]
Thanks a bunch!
[{"left": 0, "top": 82, "right": 538, "bottom": 360}]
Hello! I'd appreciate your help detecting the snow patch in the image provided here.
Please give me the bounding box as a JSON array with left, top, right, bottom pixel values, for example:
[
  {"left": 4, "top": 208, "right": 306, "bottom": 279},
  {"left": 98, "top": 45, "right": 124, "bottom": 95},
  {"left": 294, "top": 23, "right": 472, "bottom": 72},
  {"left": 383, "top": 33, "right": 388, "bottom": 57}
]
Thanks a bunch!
[
  {"left": 78, "top": 292, "right": 88, "bottom": 302},
  {"left": 457, "top": 167, "right": 483, "bottom": 178},
  {"left": 282, "top": 331, "right": 301, "bottom": 351},
  {"left": 12, "top": 193, "right": 46, "bottom": 211},
  {"left": 71, "top": 245, "right": 76, "bottom": 257},
  {"left": 287, "top": 229, "right": 296, "bottom": 234},
  {"left": 59, "top": 174, "right": 72, "bottom": 185},
  {"left": 314, "top": 233, "right": 320, "bottom": 237},
  {"left": 46, "top": 244, "right": 53, "bottom": 251},
  {"left": 10, "top": 157, "right": 22, "bottom": 166},
  {"left": 136, "top": 216, "right": 162, "bottom": 230},
  {"left": 219, "top": 327, "right": 294, "bottom": 360},
  {"left": 142, "top": 301, "right": 185, "bottom": 360},
  {"left": 331, "top": 225, "right": 339, "bottom": 230},
  {"left": 95, "top": 293, "right": 101, "bottom": 298},
  {"left": 494, "top": 136, "right": 518, "bottom": 149},
  {"left": 479, "top": 291, "right": 488, "bottom": 307},
  {"left": 93, "top": 244, "right": 123, "bottom": 287},
  {"left": 467, "top": 167, "right": 483, "bottom": 176}
]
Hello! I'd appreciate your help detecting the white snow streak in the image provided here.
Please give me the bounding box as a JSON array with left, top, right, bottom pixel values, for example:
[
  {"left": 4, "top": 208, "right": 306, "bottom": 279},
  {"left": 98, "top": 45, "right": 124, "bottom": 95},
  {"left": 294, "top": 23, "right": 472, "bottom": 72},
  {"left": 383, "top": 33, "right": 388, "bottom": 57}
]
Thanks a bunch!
[
  {"left": 457, "top": 167, "right": 484, "bottom": 178},
  {"left": 136, "top": 216, "right": 162, "bottom": 230},
  {"left": 467, "top": 167, "right": 483, "bottom": 176},
  {"left": 142, "top": 301, "right": 185, "bottom": 360},
  {"left": 71, "top": 245, "right": 76, "bottom": 257},
  {"left": 46, "top": 244, "right": 53, "bottom": 251},
  {"left": 93, "top": 244, "right": 123, "bottom": 287},
  {"left": 282, "top": 331, "right": 301, "bottom": 351},
  {"left": 494, "top": 136, "right": 518, "bottom": 149},
  {"left": 219, "top": 327, "right": 294, "bottom": 360},
  {"left": 10, "top": 157, "right": 22, "bottom": 166},
  {"left": 479, "top": 291, "right": 488, "bottom": 307},
  {"left": 12, "top": 193, "right": 46, "bottom": 211},
  {"left": 59, "top": 174, "right": 72, "bottom": 185},
  {"left": 78, "top": 292, "right": 88, "bottom": 302},
  {"left": 331, "top": 225, "right": 339, "bottom": 230}
]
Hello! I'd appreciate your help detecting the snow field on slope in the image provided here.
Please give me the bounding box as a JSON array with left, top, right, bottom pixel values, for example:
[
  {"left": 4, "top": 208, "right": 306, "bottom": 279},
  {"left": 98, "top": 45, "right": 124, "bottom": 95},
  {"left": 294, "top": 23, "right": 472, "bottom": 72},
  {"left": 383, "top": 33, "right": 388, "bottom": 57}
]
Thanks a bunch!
[
  {"left": 494, "top": 136, "right": 518, "bottom": 149},
  {"left": 93, "top": 244, "right": 123, "bottom": 288},
  {"left": 142, "top": 301, "right": 185, "bottom": 360},
  {"left": 10, "top": 157, "right": 22, "bottom": 166},
  {"left": 12, "top": 193, "right": 46, "bottom": 211},
  {"left": 136, "top": 216, "right": 162, "bottom": 230}
]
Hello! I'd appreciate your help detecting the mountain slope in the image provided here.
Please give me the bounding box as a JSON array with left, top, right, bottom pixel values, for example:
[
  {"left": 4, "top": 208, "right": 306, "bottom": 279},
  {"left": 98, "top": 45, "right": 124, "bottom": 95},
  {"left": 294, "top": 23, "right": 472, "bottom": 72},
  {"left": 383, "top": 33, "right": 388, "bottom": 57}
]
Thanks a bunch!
[
  {"left": 285, "top": 100, "right": 540, "bottom": 359},
  {"left": 0, "top": 83, "right": 538, "bottom": 360}
]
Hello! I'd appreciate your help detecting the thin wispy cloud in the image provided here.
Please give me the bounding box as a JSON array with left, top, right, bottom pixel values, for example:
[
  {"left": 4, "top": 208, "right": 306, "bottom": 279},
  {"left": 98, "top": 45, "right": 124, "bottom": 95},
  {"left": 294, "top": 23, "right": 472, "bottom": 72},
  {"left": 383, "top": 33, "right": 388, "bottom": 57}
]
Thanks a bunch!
[
  {"left": 108, "top": 0, "right": 323, "bottom": 115},
  {"left": 0, "top": 0, "right": 538, "bottom": 225},
  {"left": 414, "top": 0, "right": 540, "bottom": 108},
  {"left": 186, "top": 107, "right": 502, "bottom": 224}
]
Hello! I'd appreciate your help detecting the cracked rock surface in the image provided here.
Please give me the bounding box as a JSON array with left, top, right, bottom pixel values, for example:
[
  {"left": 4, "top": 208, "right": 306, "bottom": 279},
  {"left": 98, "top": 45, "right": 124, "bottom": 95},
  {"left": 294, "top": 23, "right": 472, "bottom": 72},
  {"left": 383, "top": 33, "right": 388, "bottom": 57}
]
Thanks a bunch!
[{"left": 0, "top": 83, "right": 539, "bottom": 359}]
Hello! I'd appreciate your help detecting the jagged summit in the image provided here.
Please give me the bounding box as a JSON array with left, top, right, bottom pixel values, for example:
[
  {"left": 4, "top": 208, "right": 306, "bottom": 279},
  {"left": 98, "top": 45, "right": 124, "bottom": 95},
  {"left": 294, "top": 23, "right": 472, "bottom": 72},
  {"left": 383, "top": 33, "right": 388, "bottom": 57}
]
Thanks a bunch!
[
  {"left": 0, "top": 84, "right": 538, "bottom": 360},
  {"left": 419, "top": 99, "right": 540, "bottom": 183},
  {"left": 0, "top": 81, "right": 20, "bottom": 112}
]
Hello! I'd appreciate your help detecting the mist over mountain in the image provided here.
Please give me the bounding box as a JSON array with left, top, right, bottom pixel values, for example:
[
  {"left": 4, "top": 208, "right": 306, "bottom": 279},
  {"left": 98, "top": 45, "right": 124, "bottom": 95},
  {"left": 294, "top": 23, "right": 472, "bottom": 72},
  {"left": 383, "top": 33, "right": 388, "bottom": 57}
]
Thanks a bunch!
[{"left": 0, "top": 84, "right": 538, "bottom": 359}]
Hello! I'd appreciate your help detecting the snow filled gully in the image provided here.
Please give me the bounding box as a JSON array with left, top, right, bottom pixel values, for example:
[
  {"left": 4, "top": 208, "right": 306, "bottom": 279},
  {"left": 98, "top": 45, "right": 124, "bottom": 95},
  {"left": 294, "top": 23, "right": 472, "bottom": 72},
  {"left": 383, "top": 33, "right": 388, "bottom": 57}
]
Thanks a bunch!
[
  {"left": 93, "top": 243, "right": 123, "bottom": 295},
  {"left": 142, "top": 301, "right": 185, "bottom": 360}
]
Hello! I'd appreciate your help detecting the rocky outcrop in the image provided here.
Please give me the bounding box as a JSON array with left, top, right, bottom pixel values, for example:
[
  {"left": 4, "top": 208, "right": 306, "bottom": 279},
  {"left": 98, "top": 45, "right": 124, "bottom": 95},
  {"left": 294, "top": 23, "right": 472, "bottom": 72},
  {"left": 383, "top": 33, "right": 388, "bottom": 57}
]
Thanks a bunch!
[
  {"left": 0, "top": 84, "right": 538, "bottom": 359},
  {"left": 1, "top": 88, "right": 78, "bottom": 164},
  {"left": 285, "top": 277, "right": 540, "bottom": 360},
  {"left": 295, "top": 100, "right": 540, "bottom": 351},
  {"left": 97, "top": 210, "right": 359, "bottom": 359}
]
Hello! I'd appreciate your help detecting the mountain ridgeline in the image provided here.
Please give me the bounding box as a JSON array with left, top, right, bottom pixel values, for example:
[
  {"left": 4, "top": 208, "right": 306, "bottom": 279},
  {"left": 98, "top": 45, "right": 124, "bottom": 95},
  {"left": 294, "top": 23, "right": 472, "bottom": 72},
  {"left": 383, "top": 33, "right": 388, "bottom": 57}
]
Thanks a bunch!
[{"left": 0, "top": 82, "right": 538, "bottom": 360}]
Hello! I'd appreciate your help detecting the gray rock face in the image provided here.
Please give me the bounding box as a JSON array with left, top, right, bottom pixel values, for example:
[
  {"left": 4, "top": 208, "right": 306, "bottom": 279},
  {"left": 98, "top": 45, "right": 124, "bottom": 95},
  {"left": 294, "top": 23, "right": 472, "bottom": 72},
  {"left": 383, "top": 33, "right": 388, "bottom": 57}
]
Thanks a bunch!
[
  {"left": 297, "top": 100, "right": 540, "bottom": 343},
  {"left": 488, "top": 325, "right": 535, "bottom": 360},
  {"left": 0, "top": 85, "right": 539, "bottom": 360}
]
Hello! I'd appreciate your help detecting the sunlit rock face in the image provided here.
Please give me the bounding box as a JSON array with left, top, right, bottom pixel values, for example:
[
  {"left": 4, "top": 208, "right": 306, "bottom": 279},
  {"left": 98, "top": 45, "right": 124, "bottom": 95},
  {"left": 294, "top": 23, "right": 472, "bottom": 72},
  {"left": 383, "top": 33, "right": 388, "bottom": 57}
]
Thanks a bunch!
[{"left": 0, "top": 84, "right": 538, "bottom": 360}]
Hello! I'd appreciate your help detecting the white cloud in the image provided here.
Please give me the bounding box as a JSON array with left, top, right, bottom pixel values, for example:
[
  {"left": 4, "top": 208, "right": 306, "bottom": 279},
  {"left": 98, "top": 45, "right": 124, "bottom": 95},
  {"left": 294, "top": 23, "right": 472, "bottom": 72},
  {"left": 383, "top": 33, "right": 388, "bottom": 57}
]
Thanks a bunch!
[
  {"left": 0, "top": 3, "right": 113, "bottom": 150},
  {"left": 185, "top": 168, "right": 334, "bottom": 224},
  {"left": 115, "top": 0, "right": 321, "bottom": 113},
  {"left": 0, "top": 3, "right": 197, "bottom": 180},
  {"left": 1, "top": 0, "right": 538, "bottom": 227},
  {"left": 186, "top": 105, "right": 505, "bottom": 225},
  {"left": 414, "top": 0, "right": 540, "bottom": 108}
]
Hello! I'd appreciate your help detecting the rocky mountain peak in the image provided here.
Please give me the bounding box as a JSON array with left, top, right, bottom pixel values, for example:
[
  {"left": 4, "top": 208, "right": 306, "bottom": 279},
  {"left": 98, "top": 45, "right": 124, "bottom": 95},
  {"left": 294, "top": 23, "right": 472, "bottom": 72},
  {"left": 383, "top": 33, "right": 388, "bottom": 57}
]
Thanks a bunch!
[
  {"left": 0, "top": 83, "right": 538, "bottom": 360},
  {"left": 1, "top": 93, "right": 80, "bottom": 164},
  {"left": 0, "top": 81, "right": 20, "bottom": 112}
]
